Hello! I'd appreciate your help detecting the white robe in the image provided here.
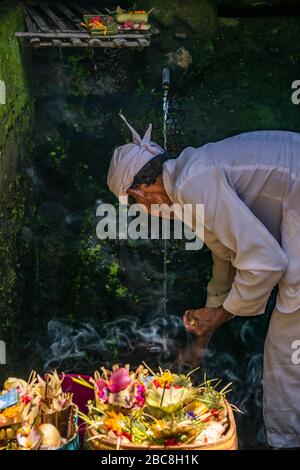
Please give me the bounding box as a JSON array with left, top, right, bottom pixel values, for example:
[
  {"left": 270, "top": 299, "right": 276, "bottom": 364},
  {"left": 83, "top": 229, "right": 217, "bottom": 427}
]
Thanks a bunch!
[
  {"left": 163, "top": 130, "right": 300, "bottom": 316},
  {"left": 163, "top": 130, "right": 300, "bottom": 447}
]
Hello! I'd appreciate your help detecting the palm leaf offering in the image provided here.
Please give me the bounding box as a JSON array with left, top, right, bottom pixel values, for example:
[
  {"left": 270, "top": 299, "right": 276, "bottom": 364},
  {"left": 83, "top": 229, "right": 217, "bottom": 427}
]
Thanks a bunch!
[
  {"left": 82, "top": 6, "right": 152, "bottom": 34},
  {"left": 146, "top": 386, "right": 197, "bottom": 415},
  {"left": 82, "top": 15, "right": 119, "bottom": 36},
  {"left": 77, "top": 364, "right": 239, "bottom": 448},
  {"left": 114, "top": 6, "right": 152, "bottom": 30},
  {"left": 0, "top": 371, "right": 77, "bottom": 450}
]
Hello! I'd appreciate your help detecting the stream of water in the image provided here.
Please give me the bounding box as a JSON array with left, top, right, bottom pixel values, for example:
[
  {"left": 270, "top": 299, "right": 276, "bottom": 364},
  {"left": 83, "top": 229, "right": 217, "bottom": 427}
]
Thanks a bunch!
[
  {"left": 162, "top": 91, "right": 169, "bottom": 151},
  {"left": 162, "top": 68, "right": 170, "bottom": 339},
  {"left": 148, "top": 69, "right": 170, "bottom": 350}
]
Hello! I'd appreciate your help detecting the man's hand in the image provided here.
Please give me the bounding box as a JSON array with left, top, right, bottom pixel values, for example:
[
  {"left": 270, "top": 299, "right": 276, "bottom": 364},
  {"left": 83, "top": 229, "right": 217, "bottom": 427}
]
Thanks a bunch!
[{"left": 183, "top": 306, "right": 234, "bottom": 337}]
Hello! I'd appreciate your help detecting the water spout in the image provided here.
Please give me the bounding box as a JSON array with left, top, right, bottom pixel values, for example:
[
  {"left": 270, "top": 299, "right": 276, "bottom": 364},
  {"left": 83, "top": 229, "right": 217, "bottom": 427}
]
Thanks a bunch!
[{"left": 162, "top": 67, "right": 170, "bottom": 90}]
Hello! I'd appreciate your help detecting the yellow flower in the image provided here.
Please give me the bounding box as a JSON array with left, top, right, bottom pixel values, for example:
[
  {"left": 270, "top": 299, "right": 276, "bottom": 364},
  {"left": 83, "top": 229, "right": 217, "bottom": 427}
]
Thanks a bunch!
[
  {"left": 103, "top": 411, "right": 125, "bottom": 434},
  {"left": 151, "top": 420, "right": 165, "bottom": 431},
  {"left": 150, "top": 420, "right": 167, "bottom": 437},
  {"left": 156, "top": 371, "right": 174, "bottom": 387},
  {"left": 188, "top": 401, "right": 208, "bottom": 415}
]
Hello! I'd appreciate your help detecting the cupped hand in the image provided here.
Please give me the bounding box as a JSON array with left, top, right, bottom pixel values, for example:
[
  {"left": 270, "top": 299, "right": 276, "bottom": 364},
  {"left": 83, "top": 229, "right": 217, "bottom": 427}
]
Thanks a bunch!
[{"left": 183, "top": 306, "right": 233, "bottom": 337}]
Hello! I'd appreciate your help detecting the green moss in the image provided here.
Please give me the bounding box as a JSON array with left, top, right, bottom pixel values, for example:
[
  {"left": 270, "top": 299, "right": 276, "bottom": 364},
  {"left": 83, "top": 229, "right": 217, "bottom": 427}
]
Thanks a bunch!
[
  {"left": 0, "top": 1, "right": 32, "bottom": 186},
  {"left": 0, "top": 3, "right": 33, "bottom": 378},
  {"left": 238, "top": 103, "right": 279, "bottom": 129},
  {"left": 0, "top": 173, "right": 30, "bottom": 378},
  {"left": 144, "top": 0, "right": 217, "bottom": 38},
  {"left": 191, "top": 39, "right": 216, "bottom": 72},
  {"left": 219, "top": 0, "right": 299, "bottom": 7}
]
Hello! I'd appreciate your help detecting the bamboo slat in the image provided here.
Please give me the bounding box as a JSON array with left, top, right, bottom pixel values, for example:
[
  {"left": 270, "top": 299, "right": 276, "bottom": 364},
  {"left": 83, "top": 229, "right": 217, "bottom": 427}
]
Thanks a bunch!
[
  {"left": 15, "top": 32, "right": 151, "bottom": 40},
  {"left": 56, "top": 5, "right": 83, "bottom": 31},
  {"left": 39, "top": 5, "right": 68, "bottom": 32},
  {"left": 26, "top": 6, "right": 50, "bottom": 33},
  {"left": 16, "top": 5, "right": 151, "bottom": 49}
]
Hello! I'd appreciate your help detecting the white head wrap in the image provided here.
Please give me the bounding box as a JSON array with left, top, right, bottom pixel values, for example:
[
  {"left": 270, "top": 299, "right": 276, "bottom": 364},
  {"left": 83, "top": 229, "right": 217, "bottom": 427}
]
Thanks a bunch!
[{"left": 107, "top": 113, "right": 163, "bottom": 203}]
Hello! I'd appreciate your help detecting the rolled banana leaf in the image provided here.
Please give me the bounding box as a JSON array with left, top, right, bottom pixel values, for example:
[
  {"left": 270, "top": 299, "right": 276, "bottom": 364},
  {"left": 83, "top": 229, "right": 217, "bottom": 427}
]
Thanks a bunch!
[{"left": 115, "top": 12, "right": 149, "bottom": 24}]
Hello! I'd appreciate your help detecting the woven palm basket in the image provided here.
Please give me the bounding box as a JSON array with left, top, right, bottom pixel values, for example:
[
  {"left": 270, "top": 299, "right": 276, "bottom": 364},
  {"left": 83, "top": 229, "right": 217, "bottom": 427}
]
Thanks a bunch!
[{"left": 85, "top": 401, "right": 237, "bottom": 451}]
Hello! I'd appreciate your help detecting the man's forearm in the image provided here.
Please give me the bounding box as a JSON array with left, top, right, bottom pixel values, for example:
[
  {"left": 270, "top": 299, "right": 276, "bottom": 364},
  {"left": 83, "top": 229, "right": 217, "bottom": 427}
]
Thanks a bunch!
[
  {"left": 220, "top": 306, "right": 236, "bottom": 323},
  {"left": 206, "top": 254, "right": 236, "bottom": 308}
]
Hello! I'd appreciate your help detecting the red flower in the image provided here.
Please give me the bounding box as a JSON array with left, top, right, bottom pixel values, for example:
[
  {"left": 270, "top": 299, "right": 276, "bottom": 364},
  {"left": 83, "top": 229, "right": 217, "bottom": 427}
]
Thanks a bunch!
[
  {"left": 122, "top": 431, "right": 132, "bottom": 442},
  {"left": 164, "top": 437, "right": 179, "bottom": 446},
  {"left": 89, "top": 16, "right": 101, "bottom": 24},
  {"left": 211, "top": 408, "right": 219, "bottom": 418},
  {"left": 153, "top": 379, "right": 173, "bottom": 389},
  {"left": 153, "top": 379, "right": 161, "bottom": 388},
  {"left": 113, "top": 430, "right": 132, "bottom": 442},
  {"left": 21, "top": 394, "right": 31, "bottom": 404}
]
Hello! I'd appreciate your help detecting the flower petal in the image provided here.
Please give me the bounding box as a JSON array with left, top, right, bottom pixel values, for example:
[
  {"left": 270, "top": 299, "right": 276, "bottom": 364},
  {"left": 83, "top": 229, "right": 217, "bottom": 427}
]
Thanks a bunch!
[{"left": 96, "top": 378, "right": 108, "bottom": 391}]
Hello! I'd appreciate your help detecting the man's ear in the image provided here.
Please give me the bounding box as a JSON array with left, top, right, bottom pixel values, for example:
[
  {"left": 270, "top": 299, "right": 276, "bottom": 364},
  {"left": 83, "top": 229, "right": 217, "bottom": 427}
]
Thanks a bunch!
[{"left": 127, "top": 187, "right": 147, "bottom": 200}]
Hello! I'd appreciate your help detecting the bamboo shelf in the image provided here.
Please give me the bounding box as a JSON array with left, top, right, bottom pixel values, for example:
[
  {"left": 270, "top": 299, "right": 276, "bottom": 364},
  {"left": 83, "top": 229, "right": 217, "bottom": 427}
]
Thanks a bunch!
[{"left": 15, "top": 3, "right": 151, "bottom": 49}]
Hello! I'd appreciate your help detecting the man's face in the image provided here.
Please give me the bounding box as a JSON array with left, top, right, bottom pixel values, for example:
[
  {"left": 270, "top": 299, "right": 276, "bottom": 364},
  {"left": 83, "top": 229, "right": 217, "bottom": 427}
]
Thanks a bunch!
[{"left": 127, "top": 183, "right": 174, "bottom": 218}]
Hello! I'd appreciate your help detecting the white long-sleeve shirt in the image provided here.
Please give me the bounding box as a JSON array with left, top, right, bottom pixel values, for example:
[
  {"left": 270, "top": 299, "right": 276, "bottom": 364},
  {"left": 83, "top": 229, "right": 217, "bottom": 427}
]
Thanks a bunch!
[{"left": 162, "top": 130, "right": 300, "bottom": 316}]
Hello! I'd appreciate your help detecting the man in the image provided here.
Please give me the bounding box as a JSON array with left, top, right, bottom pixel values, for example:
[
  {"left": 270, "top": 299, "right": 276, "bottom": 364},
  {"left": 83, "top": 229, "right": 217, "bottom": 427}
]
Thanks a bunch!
[{"left": 108, "top": 114, "right": 300, "bottom": 448}]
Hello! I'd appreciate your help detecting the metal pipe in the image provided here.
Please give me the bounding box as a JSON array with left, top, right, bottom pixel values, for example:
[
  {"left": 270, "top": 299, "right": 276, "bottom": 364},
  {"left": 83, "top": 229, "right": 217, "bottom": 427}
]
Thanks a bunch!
[{"left": 162, "top": 67, "right": 170, "bottom": 90}]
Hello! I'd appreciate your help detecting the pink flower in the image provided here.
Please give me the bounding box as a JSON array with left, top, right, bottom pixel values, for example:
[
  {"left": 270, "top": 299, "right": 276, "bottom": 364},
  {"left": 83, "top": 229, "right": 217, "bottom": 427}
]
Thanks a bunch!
[
  {"left": 96, "top": 368, "right": 132, "bottom": 395},
  {"left": 135, "top": 384, "right": 145, "bottom": 407},
  {"left": 97, "top": 387, "right": 108, "bottom": 402},
  {"left": 109, "top": 368, "right": 132, "bottom": 393},
  {"left": 96, "top": 378, "right": 107, "bottom": 392},
  {"left": 137, "top": 384, "right": 145, "bottom": 393}
]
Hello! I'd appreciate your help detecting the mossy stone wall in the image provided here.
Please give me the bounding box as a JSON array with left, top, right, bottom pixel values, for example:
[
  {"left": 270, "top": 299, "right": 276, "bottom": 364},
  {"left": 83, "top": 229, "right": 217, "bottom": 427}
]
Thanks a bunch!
[
  {"left": 0, "top": 1, "right": 33, "bottom": 379},
  {"left": 0, "top": 1, "right": 32, "bottom": 189}
]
